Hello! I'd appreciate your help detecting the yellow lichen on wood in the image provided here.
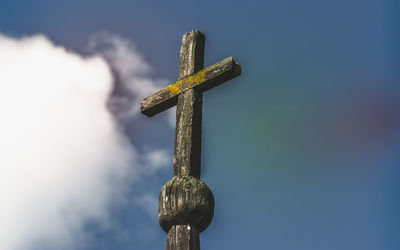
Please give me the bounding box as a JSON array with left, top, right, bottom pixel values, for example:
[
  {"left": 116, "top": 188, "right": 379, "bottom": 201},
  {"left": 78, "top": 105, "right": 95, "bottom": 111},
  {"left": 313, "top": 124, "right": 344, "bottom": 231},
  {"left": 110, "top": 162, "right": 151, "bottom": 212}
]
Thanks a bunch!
[
  {"left": 186, "top": 66, "right": 208, "bottom": 84},
  {"left": 165, "top": 65, "right": 210, "bottom": 97},
  {"left": 140, "top": 57, "right": 239, "bottom": 117},
  {"left": 165, "top": 80, "right": 184, "bottom": 96}
]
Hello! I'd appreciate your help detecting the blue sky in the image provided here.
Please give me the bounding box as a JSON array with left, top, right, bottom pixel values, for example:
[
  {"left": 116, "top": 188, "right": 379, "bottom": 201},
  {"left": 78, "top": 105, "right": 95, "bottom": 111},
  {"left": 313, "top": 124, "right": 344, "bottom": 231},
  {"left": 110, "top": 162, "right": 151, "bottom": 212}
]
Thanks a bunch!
[{"left": 0, "top": 1, "right": 399, "bottom": 250}]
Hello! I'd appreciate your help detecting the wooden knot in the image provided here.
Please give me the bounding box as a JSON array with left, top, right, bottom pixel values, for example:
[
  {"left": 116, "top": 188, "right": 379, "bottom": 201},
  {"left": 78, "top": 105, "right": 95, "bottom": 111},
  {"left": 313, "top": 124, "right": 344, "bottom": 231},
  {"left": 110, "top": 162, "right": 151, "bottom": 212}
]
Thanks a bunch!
[{"left": 158, "top": 176, "right": 214, "bottom": 232}]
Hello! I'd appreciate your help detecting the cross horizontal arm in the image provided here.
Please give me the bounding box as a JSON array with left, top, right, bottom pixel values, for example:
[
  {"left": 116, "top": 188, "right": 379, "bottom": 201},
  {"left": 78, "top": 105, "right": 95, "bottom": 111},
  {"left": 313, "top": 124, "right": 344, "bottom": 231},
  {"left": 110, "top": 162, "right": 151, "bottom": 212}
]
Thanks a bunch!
[{"left": 140, "top": 57, "right": 241, "bottom": 117}]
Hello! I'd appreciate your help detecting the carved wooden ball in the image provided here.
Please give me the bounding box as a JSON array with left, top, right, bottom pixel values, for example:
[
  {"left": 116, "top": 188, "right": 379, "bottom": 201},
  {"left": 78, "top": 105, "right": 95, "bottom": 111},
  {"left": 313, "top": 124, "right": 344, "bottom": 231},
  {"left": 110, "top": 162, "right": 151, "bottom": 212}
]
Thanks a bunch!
[{"left": 158, "top": 176, "right": 214, "bottom": 232}]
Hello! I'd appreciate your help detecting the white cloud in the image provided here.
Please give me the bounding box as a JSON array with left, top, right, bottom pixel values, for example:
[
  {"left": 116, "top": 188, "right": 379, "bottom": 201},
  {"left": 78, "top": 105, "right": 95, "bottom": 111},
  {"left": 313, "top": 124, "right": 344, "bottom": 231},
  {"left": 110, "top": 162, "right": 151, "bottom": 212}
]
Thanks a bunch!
[
  {"left": 88, "top": 32, "right": 168, "bottom": 122},
  {"left": 141, "top": 148, "right": 170, "bottom": 175},
  {"left": 0, "top": 33, "right": 170, "bottom": 250},
  {"left": 167, "top": 107, "right": 177, "bottom": 127}
]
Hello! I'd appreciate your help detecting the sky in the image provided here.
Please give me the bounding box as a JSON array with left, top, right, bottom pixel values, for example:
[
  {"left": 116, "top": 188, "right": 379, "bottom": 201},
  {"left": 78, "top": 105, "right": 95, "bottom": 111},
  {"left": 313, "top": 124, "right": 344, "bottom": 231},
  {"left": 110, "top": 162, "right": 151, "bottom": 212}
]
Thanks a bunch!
[{"left": 0, "top": 0, "right": 399, "bottom": 250}]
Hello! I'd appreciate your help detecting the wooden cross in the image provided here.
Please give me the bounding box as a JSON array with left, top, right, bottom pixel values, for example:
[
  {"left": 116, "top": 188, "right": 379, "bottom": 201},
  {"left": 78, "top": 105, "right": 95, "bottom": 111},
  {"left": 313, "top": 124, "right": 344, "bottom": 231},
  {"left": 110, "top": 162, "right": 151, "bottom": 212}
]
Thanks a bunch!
[{"left": 141, "top": 30, "right": 241, "bottom": 250}]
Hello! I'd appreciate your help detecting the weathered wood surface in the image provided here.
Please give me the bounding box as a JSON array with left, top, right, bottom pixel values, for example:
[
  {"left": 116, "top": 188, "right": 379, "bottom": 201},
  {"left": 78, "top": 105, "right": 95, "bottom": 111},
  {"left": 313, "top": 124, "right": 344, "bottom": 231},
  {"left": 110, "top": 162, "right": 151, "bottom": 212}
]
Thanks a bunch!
[
  {"left": 163, "top": 30, "right": 206, "bottom": 250},
  {"left": 173, "top": 89, "right": 202, "bottom": 178},
  {"left": 166, "top": 225, "right": 200, "bottom": 250},
  {"left": 179, "top": 30, "right": 205, "bottom": 80},
  {"left": 159, "top": 176, "right": 214, "bottom": 233},
  {"left": 140, "top": 57, "right": 241, "bottom": 117},
  {"left": 140, "top": 30, "right": 241, "bottom": 250}
]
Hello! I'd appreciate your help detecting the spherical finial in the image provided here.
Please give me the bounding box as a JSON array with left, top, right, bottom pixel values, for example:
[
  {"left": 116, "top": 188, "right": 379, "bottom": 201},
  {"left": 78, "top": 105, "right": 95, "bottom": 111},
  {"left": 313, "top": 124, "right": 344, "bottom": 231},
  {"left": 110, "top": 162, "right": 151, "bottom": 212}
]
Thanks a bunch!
[{"left": 158, "top": 176, "right": 214, "bottom": 232}]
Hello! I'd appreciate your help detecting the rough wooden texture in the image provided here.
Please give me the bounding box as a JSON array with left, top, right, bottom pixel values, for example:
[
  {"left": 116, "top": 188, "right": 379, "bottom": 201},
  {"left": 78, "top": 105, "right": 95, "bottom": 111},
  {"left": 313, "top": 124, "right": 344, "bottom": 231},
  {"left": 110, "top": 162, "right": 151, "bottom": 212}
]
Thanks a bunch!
[
  {"left": 166, "top": 225, "right": 200, "bottom": 250},
  {"left": 139, "top": 30, "right": 242, "bottom": 250},
  {"left": 179, "top": 30, "right": 205, "bottom": 80},
  {"left": 173, "top": 89, "right": 202, "bottom": 178},
  {"left": 164, "top": 30, "right": 206, "bottom": 250},
  {"left": 159, "top": 176, "right": 214, "bottom": 233},
  {"left": 140, "top": 57, "right": 241, "bottom": 117},
  {"left": 172, "top": 30, "right": 204, "bottom": 179}
]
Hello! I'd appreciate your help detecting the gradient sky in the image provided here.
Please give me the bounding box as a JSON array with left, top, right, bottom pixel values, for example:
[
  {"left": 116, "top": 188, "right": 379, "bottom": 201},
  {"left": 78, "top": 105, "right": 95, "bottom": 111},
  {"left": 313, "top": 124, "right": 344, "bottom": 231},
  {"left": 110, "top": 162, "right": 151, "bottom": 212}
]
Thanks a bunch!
[{"left": 1, "top": 0, "right": 399, "bottom": 249}]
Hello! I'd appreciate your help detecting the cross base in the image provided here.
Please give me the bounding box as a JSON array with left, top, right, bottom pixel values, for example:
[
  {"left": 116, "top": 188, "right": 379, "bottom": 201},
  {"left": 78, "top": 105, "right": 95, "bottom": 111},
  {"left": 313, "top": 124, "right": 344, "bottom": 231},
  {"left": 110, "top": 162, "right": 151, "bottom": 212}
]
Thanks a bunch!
[{"left": 167, "top": 225, "right": 200, "bottom": 250}]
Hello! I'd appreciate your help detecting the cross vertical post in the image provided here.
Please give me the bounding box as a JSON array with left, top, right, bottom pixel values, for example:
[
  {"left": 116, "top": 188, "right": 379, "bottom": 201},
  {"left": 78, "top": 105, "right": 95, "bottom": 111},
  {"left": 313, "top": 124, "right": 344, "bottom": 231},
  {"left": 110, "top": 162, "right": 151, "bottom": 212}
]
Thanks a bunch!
[
  {"left": 140, "top": 30, "right": 241, "bottom": 250},
  {"left": 173, "top": 30, "right": 204, "bottom": 179},
  {"left": 169, "top": 30, "right": 204, "bottom": 250}
]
